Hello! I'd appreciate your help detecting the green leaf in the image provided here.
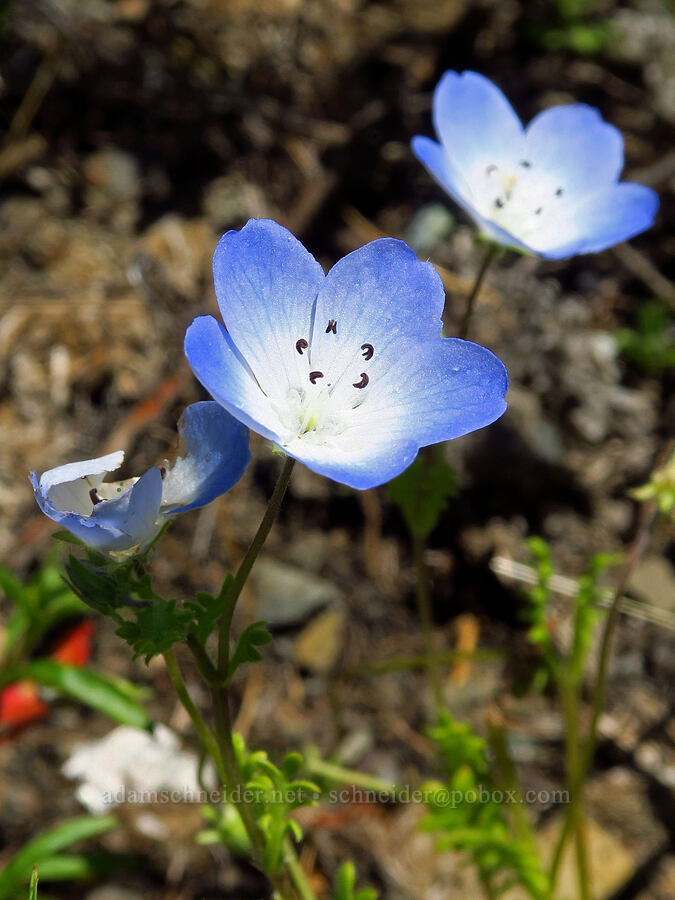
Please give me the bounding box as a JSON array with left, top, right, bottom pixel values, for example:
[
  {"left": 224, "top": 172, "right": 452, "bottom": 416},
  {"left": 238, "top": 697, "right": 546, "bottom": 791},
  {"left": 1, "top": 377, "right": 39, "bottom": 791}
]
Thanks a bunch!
[
  {"left": 334, "top": 862, "right": 377, "bottom": 900},
  {"left": 0, "top": 816, "right": 116, "bottom": 898},
  {"left": 50, "top": 530, "right": 85, "bottom": 547},
  {"left": 64, "top": 557, "right": 129, "bottom": 618},
  {"left": 185, "top": 581, "right": 232, "bottom": 647},
  {"left": 0, "top": 662, "right": 151, "bottom": 730},
  {"left": 27, "top": 868, "right": 37, "bottom": 900},
  {"left": 226, "top": 621, "right": 273, "bottom": 683},
  {"left": 0, "top": 565, "right": 29, "bottom": 612},
  {"left": 115, "top": 598, "right": 193, "bottom": 663},
  {"left": 388, "top": 456, "right": 458, "bottom": 538}
]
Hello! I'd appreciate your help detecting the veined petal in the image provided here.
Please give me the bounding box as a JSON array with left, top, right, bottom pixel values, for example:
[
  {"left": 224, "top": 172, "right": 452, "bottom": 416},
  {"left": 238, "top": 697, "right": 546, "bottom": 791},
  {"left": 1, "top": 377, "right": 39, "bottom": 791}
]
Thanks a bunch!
[
  {"left": 309, "top": 238, "right": 446, "bottom": 400},
  {"left": 90, "top": 467, "right": 163, "bottom": 547},
  {"left": 432, "top": 71, "right": 524, "bottom": 177},
  {"left": 160, "top": 402, "right": 251, "bottom": 514},
  {"left": 212, "top": 218, "right": 325, "bottom": 399},
  {"left": 525, "top": 104, "right": 624, "bottom": 191},
  {"left": 184, "top": 315, "right": 285, "bottom": 444}
]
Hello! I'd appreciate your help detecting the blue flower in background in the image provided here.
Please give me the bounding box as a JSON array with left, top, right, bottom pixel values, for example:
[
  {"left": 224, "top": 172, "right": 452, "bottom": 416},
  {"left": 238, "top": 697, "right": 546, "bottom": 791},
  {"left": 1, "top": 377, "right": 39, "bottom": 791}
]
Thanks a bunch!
[
  {"left": 32, "top": 402, "right": 250, "bottom": 554},
  {"left": 184, "top": 218, "right": 508, "bottom": 490},
  {"left": 412, "top": 70, "right": 659, "bottom": 259}
]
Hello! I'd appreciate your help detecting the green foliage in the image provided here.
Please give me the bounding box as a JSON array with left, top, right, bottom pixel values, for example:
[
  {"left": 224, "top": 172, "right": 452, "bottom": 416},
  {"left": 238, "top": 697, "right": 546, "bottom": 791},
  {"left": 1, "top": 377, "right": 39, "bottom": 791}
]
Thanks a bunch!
[
  {"left": 199, "top": 737, "right": 320, "bottom": 878},
  {"left": 388, "top": 456, "right": 459, "bottom": 538},
  {"left": 615, "top": 301, "right": 675, "bottom": 375},
  {"left": 333, "top": 862, "right": 378, "bottom": 900},
  {"left": 226, "top": 621, "right": 273, "bottom": 684},
  {"left": 528, "top": 0, "right": 610, "bottom": 54},
  {"left": 0, "top": 560, "right": 86, "bottom": 665},
  {"left": 523, "top": 537, "right": 621, "bottom": 685},
  {"left": 0, "top": 816, "right": 116, "bottom": 900},
  {"left": 0, "top": 660, "right": 150, "bottom": 730},
  {"left": 27, "top": 869, "right": 37, "bottom": 900},
  {"left": 632, "top": 450, "right": 675, "bottom": 520},
  {"left": 423, "top": 712, "right": 548, "bottom": 899},
  {"left": 184, "top": 577, "right": 232, "bottom": 646}
]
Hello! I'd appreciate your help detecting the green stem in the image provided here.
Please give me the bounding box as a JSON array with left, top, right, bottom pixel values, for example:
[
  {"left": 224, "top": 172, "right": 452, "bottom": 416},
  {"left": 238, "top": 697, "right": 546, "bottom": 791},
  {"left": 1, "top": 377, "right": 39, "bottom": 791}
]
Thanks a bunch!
[
  {"left": 282, "top": 838, "right": 318, "bottom": 900},
  {"left": 413, "top": 533, "right": 443, "bottom": 712},
  {"left": 548, "top": 498, "right": 661, "bottom": 896},
  {"left": 486, "top": 715, "right": 537, "bottom": 850},
  {"left": 217, "top": 455, "right": 296, "bottom": 676},
  {"left": 162, "top": 649, "right": 227, "bottom": 785},
  {"left": 342, "top": 647, "right": 504, "bottom": 677},
  {"left": 304, "top": 755, "right": 397, "bottom": 794},
  {"left": 559, "top": 676, "right": 590, "bottom": 900},
  {"left": 458, "top": 242, "right": 499, "bottom": 340}
]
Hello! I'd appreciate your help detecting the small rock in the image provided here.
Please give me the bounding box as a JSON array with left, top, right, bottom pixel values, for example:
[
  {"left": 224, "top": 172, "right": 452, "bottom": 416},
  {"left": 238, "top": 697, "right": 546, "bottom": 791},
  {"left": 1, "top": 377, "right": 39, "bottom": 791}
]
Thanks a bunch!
[
  {"left": 628, "top": 555, "right": 675, "bottom": 612},
  {"left": 251, "top": 557, "right": 342, "bottom": 626},
  {"left": 293, "top": 607, "right": 346, "bottom": 672}
]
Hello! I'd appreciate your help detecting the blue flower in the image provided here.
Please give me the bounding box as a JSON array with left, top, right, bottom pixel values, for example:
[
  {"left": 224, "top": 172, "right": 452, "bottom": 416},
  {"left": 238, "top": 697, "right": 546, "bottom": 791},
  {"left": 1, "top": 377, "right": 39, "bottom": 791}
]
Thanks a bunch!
[
  {"left": 32, "top": 402, "right": 250, "bottom": 554},
  {"left": 184, "top": 218, "right": 508, "bottom": 490},
  {"left": 412, "top": 71, "right": 659, "bottom": 259}
]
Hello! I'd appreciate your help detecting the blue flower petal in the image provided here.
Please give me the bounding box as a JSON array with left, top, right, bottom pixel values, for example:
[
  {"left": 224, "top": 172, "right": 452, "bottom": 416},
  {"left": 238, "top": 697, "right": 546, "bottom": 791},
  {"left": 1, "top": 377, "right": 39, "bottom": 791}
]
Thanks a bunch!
[
  {"left": 432, "top": 71, "right": 524, "bottom": 176},
  {"left": 567, "top": 182, "right": 659, "bottom": 256},
  {"left": 161, "top": 401, "right": 251, "bottom": 514},
  {"left": 90, "top": 467, "right": 163, "bottom": 546},
  {"left": 212, "top": 219, "right": 325, "bottom": 400},
  {"left": 309, "top": 237, "right": 446, "bottom": 399},
  {"left": 184, "top": 315, "right": 286, "bottom": 444},
  {"left": 525, "top": 104, "right": 624, "bottom": 192}
]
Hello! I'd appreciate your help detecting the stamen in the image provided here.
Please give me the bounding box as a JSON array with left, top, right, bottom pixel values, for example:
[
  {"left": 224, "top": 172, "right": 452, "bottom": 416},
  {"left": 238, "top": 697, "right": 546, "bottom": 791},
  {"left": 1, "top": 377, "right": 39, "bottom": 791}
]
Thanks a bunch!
[
  {"left": 535, "top": 207, "right": 542, "bottom": 215},
  {"left": 353, "top": 373, "right": 369, "bottom": 389},
  {"left": 89, "top": 488, "right": 102, "bottom": 506},
  {"left": 309, "top": 371, "right": 324, "bottom": 384},
  {"left": 555, "top": 187, "right": 564, "bottom": 197},
  {"left": 325, "top": 319, "right": 337, "bottom": 334},
  {"left": 519, "top": 159, "right": 532, "bottom": 168},
  {"left": 495, "top": 197, "right": 505, "bottom": 209},
  {"left": 361, "top": 343, "right": 374, "bottom": 360},
  {"left": 159, "top": 466, "right": 167, "bottom": 480},
  {"left": 296, "top": 338, "right": 308, "bottom": 355},
  {"left": 486, "top": 164, "right": 497, "bottom": 175}
]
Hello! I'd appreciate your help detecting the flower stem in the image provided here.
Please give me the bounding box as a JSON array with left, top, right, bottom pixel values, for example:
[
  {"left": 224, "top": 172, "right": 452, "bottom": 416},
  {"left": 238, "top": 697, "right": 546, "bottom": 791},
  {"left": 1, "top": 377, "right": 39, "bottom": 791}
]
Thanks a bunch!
[
  {"left": 548, "top": 486, "right": 663, "bottom": 896},
  {"left": 413, "top": 533, "right": 443, "bottom": 713},
  {"left": 458, "top": 243, "right": 499, "bottom": 340},
  {"left": 217, "top": 455, "right": 296, "bottom": 676},
  {"left": 304, "top": 755, "right": 398, "bottom": 794}
]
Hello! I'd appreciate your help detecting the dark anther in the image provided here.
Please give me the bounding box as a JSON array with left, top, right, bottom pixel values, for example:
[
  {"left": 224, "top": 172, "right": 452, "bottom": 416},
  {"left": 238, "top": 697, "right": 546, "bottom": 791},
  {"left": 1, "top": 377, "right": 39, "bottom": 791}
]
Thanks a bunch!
[
  {"left": 361, "top": 343, "right": 374, "bottom": 360},
  {"left": 325, "top": 319, "right": 337, "bottom": 334},
  {"left": 309, "top": 371, "right": 324, "bottom": 384},
  {"left": 486, "top": 164, "right": 497, "bottom": 175},
  {"left": 495, "top": 197, "right": 505, "bottom": 208},
  {"left": 296, "top": 338, "right": 308, "bottom": 354},
  {"left": 159, "top": 466, "right": 167, "bottom": 480},
  {"left": 89, "top": 488, "right": 102, "bottom": 506},
  {"left": 519, "top": 159, "right": 532, "bottom": 168},
  {"left": 535, "top": 207, "right": 542, "bottom": 215},
  {"left": 555, "top": 187, "right": 564, "bottom": 196},
  {"left": 353, "top": 373, "right": 369, "bottom": 389}
]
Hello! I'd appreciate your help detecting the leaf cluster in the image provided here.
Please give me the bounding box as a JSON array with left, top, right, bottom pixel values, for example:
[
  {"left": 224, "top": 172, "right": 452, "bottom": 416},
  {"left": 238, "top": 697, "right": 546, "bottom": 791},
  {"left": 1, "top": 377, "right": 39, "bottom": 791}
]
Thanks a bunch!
[
  {"left": 388, "top": 456, "right": 459, "bottom": 538},
  {"left": 199, "top": 736, "right": 320, "bottom": 878},
  {"left": 423, "top": 712, "right": 548, "bottom": 899}
]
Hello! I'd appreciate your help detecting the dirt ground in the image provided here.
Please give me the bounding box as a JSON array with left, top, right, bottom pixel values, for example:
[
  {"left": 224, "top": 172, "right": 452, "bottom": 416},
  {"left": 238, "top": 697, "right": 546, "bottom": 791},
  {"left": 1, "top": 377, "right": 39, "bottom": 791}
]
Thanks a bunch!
[{"left": 0, "top": 1, "right": 674, "bottom": 898}]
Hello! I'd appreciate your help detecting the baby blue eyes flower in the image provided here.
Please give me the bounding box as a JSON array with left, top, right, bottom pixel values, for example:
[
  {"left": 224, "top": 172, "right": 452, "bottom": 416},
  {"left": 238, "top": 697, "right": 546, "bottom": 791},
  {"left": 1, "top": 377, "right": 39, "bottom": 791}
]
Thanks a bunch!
[
  {"left": 412, "top": 70, "right": 659, "bottom": 260},
  {"left": 32, "top": 402, "right": 250, "bottom": 555},
  {"left": 184, "top": 218, "right": 508, "bottom": 491}
]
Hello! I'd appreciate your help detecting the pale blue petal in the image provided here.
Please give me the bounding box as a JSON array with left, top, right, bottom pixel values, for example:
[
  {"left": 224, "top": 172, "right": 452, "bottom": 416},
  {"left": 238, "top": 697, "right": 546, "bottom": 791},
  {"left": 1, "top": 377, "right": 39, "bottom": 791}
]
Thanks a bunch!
[
  {"left": 411, "top": 135, "right": 474, "bottom": 214},
  {"left": 525, "top": 104, "right": 624, "bottom": 192},
  {"left": 90, "top": 467, "right": 163, "bottom": 546},
  {"left": 212, "top": 218, "right": 325, "bottom": 401},
  {"left": 308, "top": 237, "right": 446, "bottom": 402},
  {"left": 432, "top": 71, "right": 524, "bottom": 174},
  {"left": 39, "top": 451, "right": 125, "bottom": 515},
  {"left": 161, "top": 402, "right": 251, "bottom": 514},
  {"left": 184, "top": 315, "right": 286, "bottom": 444},
  {"left": 567, "top": 182, "right": 659, "bottom": 256}
]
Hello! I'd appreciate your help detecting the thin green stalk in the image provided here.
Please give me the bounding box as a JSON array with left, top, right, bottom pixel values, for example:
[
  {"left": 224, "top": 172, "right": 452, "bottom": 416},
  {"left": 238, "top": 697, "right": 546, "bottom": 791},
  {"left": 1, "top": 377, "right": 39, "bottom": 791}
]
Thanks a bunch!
[
  {"left": 413, "top": 533, "right": 443, "bottom": 712},
  {"left": 559, "top": 676, "right": 590, "bottom": 900},
  {"left": 163, "top": 649, "right": 226, "bottom": 785},
  {"left": 548, "top": 496, "right": 662, "bottom": 896},
  {"left": 458, "top": 242, "right": 499, "bottom": 340},
  {"left": 305, "top": 757, "right": 397, "bottom": 794},
  {"left": 217, "top": 455, "right": 296, "bottom": 675},
  {"left": 486, "top": 715, "right": 537, "bottom": 849},
  {"left": 282, "top": 837, "right": 319, "bottom": 900},
  {"left": 342, "top": 646, "right": 504, "bottom": 677}
]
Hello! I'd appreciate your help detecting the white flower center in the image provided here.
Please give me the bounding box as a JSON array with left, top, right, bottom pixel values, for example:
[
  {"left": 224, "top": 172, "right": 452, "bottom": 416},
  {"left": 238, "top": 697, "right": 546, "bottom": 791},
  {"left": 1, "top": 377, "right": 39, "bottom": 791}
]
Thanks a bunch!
[
  {"left": 272, "top": 322, "right": 375, "bottom": 447},
  {"left": 469, "top": 159, "right": 566, "bottom": 240}
]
